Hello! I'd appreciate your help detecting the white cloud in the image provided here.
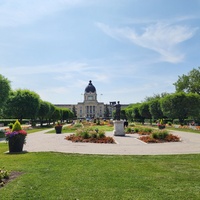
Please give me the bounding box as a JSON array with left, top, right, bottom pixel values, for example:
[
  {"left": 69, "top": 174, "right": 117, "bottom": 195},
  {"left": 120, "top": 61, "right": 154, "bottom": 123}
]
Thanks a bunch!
[
  {"left": 0, "top": 0, "right": 88, "bottom": 27},
  {"left": 96, "top": 22, "right": 198, "bottom": 63}
]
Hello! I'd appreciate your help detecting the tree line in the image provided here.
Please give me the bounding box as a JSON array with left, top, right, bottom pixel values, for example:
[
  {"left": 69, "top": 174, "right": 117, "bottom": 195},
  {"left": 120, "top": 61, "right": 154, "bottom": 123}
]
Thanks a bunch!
[
  {"left": 1, "top": 66, "right": 200, "bottom": 125},
  {"left": 124, "top": 67, "right": 200, "bottom": 125},
  {"left": 0, "top": 74, "right": 74, "bottom": 126}
]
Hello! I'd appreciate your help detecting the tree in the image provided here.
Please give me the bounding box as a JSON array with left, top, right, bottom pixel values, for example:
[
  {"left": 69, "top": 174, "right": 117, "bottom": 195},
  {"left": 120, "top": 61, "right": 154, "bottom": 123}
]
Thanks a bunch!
[
  {"left": 174, "top": 67, "right": 200, "bottom": 94},
  {"left": 46, "top": 103, "right": 56, "bottom": 125},
  {"left": 149, "top": 99, "right": 164, "bottom": 120},
  {"left": 0, "top": 74, "right": 11, "bottom": 109},
  {"left": 62, "top": 108, "right": 73, "bottom": 122},
  {"left": 161, "top": 92, "right": 189, "bottom": 124},
  {"left": 138, "top": 102, "right": 152, "bottom": 124},
  {"left": 125, "top": 107, "right": 133, "bottom": 122},
  {"left": 51, "top": 107, "right": 62, "bottom": 123},
  {"left": 4, "top": 89, "right": 41, "bottom": 122},
  {"left": 120, "top": 109, "right": 127, "bottom": 120},
  {"left": 125, "top": 103, "right": 143, "bottom": 122},
  {"left": 186, "top": 93, "right": 200, "bottom": 120},
  {"left": 37, "top": 100, "right": 51, "bottom": 126},
  {"left": 104, "top": 104, "right": 110, "bottom": 119},
  {"left": 72, "top": 105, "right": 77, "bottom": 119}
]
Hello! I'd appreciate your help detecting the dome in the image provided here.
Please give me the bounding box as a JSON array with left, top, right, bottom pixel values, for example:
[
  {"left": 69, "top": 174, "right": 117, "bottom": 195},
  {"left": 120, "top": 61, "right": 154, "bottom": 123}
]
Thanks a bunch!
[{"left": 85, "top": 80, "right": 96, "bottom": 93}]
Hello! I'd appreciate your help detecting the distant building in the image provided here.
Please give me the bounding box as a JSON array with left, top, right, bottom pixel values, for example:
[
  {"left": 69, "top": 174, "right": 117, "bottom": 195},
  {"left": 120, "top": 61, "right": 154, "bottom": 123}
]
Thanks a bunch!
[{"left": 55, "top": 80, "right": 129, "bottom": 119}]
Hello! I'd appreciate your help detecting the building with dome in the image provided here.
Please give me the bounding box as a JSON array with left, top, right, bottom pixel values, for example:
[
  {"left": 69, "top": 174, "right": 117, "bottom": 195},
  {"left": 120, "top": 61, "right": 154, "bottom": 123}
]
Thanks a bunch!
[
  {"left": 55, "top": 80, "right": 128, "bottom": 119},
  {"left": 77, "top": 80, "right": 104, "bottom": 119}
]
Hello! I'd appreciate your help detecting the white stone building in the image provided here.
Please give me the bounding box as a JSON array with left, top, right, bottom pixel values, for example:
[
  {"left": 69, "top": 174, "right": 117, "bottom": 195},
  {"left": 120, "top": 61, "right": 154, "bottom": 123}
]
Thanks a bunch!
[
  {"left": 55, "top": 80, "right": 129, "bottom": 119},
  {"left": 76, "top": 80, "right": 104, "bottom": 119}
]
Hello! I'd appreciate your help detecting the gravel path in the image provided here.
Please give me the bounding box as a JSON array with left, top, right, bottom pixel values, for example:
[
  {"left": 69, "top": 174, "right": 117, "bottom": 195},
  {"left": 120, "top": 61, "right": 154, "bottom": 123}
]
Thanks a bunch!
[{"left": 8, "top": 129, "right": 199, "bottom": 155}]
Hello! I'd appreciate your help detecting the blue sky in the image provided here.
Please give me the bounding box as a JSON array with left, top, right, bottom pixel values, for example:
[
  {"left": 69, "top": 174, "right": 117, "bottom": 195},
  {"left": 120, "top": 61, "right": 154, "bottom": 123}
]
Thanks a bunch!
[{"left": 0, "top": 0, "right": 200, "bottom": 104}]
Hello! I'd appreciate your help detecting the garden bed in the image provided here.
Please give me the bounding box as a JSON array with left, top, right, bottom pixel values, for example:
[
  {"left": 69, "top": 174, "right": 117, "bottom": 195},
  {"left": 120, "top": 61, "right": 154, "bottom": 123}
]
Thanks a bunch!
[
  {"left": 125, "top": 126, "right": 181, "bottom": 143},
  {"left": 65, "top": 127, "right": 115, "bottom": 144},
  {"left": 65, "top": 134, "right": 115, "bottom": 143},
  {"left": 139, "top": 134, "right": 180, "bottom": 143}
]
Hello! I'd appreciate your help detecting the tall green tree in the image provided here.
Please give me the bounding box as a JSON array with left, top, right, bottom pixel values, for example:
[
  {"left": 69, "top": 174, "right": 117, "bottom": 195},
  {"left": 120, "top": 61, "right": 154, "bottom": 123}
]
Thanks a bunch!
[
  {"left": 38, "top": 100, "right": 51, "bottom": 126},
  {"left": 149, "top": 99, "right": 164, "bottom": 120},
  {"left": 46, "top": 103, "right": 56, "bottom": 125},
  {"left": 72, "top": 105, "right": 77, "bottom": 119},
  {"left": 174, "top": 66, "right": 200, "bottom": 94},
  {"left": 62, "top": 108, "right": 73, "bottom": 122},
  {"left": 161, "top": 92, "right": 189, "bottom": 123},
  {"left": 51, "top": 107, "right": 62, "bottom": 123},
  {"left": 5, "top": 89, "right": 41, "bottom": 122},
  {"left": 104, "top": 104, "right": 110, "bottom": 119},
  {"left": 186, "top": 93, "right": 200, "bottom": 120},
  {"left": 0, "top": 74, "right": 11, "bottom": 109},
  {"left": 138, "top": 102, "right": 152, "bottom": 124}
]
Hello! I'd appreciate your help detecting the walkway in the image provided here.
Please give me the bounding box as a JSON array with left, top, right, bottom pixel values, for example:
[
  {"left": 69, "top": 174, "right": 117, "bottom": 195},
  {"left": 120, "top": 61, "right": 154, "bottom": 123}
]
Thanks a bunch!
[{"left": 11, "top": 129, "right": 200, "bottom": 155}]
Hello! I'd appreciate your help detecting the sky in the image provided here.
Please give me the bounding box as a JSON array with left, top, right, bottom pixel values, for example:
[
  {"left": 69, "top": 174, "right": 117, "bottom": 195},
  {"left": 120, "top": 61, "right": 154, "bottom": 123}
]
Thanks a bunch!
[{"left": 0, "top": 0, "right": 200, "bottom": 105}]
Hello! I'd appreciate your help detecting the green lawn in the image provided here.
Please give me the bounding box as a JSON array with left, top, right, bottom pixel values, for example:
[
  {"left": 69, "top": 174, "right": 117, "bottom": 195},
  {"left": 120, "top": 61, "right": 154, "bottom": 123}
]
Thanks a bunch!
[
  {"left": 0, "top": 143, "right": 200, "bottom": 199},
  {"left": 47, "top": 125, "right": 114, "bottom": 133}
]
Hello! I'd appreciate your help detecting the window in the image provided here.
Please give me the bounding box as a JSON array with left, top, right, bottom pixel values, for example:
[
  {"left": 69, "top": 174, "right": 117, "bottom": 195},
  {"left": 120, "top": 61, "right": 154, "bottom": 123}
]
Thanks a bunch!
[{"left": 88, "top": 96, "right": 93, "bottom": 100}]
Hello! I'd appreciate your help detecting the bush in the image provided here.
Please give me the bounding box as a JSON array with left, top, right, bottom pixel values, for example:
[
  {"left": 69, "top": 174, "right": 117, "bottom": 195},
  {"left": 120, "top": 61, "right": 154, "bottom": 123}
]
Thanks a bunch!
[
  {"left": 0, "top": 169, "right": 9, "bottom": 187},
  {"left": 73, "top": 123, "right": 83, "bottom": 128},
  {"left": 129, "top": 123, "right": 135, "bottom": 127},
  {"left": 125, "top": 127, "right": 132, "bottom": 133},
  {"left": 167, "top": 122, "right": 172, "bottom": 126},
  {"left": 133, "top": 127, "right": 139, "bottom": 133},
  {"left": 0, "top": 129, "right": 5, "bottom": 138},
  {"left": 98, "top": 131, "right": 105, "bottom": 138},
  {"left": 151, "top": 130, "right": 169, "bottom": 139}
]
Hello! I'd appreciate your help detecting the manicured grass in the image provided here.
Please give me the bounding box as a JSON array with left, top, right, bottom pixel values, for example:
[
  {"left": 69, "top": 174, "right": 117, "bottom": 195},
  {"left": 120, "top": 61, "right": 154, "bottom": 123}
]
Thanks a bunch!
[
  {"left": 0, "top": 143, "right": 200, "bottom": 199},
  {"left": 26, "top": 127, "right": 52, "bottom": 134},
  {"left": 47, "top": 125, "right": 114, "bottom": 134},
  {"left": 166, "top": 126, "right": 200, "bottom": 134}
]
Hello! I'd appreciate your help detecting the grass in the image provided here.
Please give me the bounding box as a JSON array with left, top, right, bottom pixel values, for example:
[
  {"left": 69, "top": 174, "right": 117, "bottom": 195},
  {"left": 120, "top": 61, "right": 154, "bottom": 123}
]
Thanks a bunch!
[
  {"left": 166, "top": 126, "right": 200, "bottom": 134},
  {"left": 47, "top": 124, "right": 114, "bottom": 134},
  {"left": 0, "top": 143, "right": 200, "bottom": 199},
  {"left": 26, "top": 127, "right": 52, "bottom": 134}
]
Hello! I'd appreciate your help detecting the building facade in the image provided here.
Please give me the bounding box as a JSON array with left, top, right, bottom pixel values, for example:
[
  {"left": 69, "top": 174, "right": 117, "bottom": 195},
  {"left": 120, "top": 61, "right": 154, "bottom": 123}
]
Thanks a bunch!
[
  {"left": 76, "top": 80, "right": 104, "bottom": 119},
  {"left": 55, "top": 80, "right": 129, "bottom": 119}
]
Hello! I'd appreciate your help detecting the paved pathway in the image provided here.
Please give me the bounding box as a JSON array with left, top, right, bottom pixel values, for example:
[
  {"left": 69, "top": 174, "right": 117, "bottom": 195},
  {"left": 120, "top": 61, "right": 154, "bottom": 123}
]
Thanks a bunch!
[{"left": 3, "top": 129, "right": 198, "bottom": 155}]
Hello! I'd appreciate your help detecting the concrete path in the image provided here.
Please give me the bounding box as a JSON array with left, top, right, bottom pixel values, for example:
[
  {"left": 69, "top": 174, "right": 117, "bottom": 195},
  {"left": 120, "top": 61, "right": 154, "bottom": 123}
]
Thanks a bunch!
[{"left": 3, "top": 129, "right": 198, "bottom": 155}]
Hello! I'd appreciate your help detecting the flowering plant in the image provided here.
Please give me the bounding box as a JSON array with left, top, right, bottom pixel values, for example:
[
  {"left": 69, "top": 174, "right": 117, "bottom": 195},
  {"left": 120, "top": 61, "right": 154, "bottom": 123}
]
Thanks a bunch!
[
  {"left": 157, "top": 119, "right": 165, "bottom": 130},
  {"left": 5, "top": 120, "right": 27, "bottom": 143},
  {"left": 55, "top": 121, "right": 63, "bottom": 127},
  {"left": 5, "top": 130, "right": 27, "bottom": 140}
]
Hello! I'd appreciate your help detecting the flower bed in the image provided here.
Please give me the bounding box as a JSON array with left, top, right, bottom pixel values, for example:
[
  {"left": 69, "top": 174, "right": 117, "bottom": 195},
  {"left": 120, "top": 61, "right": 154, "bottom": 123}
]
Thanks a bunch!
[
  {"left": 65, "top": 128, "right": 115, "bottom": 144},
  {"left": 65, "top": 134, "right": 115, "bottom": 143},
  {"left": 139, "top": 130, "right": 180, "bottom": 143}
]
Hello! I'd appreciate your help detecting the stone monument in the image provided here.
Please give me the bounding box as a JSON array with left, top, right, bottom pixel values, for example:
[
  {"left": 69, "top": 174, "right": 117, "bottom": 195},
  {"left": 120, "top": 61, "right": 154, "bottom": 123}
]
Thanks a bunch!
[{"left": 113, "top": 101, "right": 125, "bottom": 136}]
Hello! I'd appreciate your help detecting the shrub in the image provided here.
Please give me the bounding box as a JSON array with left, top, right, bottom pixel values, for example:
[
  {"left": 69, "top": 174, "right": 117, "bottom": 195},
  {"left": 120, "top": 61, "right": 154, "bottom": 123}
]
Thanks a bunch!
[
  {"left": 98, "top": 131, "right": 105, "bottom": 138},
  {"left": 167, "top": 122, "right": 172, "bottom": 126},
  {"left": 65, "top": 128, "right": 114, "bottom": 143},
  {"left": 0, "top": 129, "right": 5, "bottom": 138},
  {"left": 73, "top": 123, "right": 83, "bottom": 128},
  {"left": 125, "top": 127, "right": 132, "bottom": 133},
  {"left": 129, "top": 123, "right": 135, "bottom": 127},
  {"left": 0, "top": 169, "right": 9, "bottom": 187},
  {"left": 133, "top": 127, "right": 139, "bottom": 133},
  {"left": 151, "top": 130, "right": 169, "bottom": 139}
]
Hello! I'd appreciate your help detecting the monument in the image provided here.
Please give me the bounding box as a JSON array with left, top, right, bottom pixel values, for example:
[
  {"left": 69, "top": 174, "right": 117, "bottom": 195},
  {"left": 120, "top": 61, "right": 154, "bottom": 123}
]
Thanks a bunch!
[{"left": 112, "top": 101, "right": 125, "bottom": 136}]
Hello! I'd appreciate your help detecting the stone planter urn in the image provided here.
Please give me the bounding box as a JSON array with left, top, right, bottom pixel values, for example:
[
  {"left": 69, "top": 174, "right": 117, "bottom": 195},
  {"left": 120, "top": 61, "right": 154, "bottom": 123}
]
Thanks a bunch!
[
  {"left": 55, "top": 126, "right": 62, "bottom": 134},
  {"left": 8, "top": 135, "right": 25, "bottom": 153}
]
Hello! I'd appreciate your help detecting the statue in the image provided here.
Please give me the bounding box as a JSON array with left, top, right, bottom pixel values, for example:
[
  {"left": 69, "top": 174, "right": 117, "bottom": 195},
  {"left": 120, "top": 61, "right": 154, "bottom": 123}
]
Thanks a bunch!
[{"left": 114, "top": 101, "right": 121, "bottom": 120}]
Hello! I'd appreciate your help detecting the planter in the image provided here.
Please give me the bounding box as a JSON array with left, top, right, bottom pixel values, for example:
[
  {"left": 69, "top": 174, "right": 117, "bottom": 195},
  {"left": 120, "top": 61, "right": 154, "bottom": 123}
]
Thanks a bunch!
[
  {"left": 158, "top": 125, "right": 165, "bottom": 130},
  {"left": 8, "top": 135, "right": 25, "bottom": 153},
  {"left": 55, "top": 126, "right": 62, "bottom": 134}
]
